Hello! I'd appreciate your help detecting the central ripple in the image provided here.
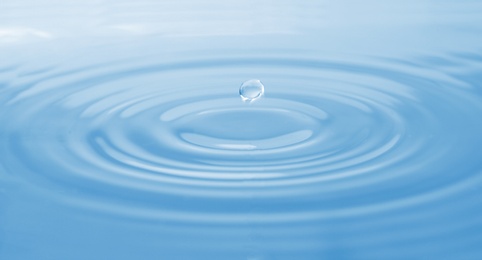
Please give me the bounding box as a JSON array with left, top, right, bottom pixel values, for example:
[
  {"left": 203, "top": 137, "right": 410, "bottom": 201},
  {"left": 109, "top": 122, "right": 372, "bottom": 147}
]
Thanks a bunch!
[{"left": 174, "top": 108, "right": 321, "bottom": 150}]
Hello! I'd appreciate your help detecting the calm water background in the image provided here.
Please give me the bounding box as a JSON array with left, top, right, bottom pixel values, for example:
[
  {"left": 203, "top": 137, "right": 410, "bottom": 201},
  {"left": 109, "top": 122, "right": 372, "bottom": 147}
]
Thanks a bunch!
[{"left": 1, "top": 1, "right": 482, "bottom": 259}]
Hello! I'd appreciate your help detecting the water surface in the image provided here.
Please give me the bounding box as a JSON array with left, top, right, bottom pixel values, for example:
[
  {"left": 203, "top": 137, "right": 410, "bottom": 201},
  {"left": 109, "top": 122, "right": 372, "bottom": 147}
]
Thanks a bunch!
[{"left": 1, "top": 1, "right": 482, "bottom": 259}]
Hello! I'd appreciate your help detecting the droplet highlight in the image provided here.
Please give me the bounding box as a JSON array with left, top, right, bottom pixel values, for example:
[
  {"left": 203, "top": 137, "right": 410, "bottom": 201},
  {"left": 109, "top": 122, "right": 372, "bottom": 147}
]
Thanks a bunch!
[{"left": 239, "top": 79, "right": 264, "bottom": 102}]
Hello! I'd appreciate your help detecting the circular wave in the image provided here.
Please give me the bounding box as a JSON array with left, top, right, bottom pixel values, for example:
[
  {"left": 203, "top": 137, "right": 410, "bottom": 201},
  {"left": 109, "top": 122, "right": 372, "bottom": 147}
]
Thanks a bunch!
[{"left": 2, "top": 54, "right": 482, "bottom": 223}]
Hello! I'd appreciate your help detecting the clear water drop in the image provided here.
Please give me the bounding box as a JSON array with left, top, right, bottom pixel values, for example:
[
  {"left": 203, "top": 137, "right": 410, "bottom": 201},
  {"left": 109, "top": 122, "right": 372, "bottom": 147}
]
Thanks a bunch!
[{"left": 239, "top": 79, "right": 264, "bottom": 102}]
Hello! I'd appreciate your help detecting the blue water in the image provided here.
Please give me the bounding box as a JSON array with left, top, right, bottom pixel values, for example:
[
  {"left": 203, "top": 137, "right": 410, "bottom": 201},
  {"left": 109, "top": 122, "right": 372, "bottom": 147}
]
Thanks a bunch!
[{"left": 2, "top": 1, "right": 482, "bottom": 259}]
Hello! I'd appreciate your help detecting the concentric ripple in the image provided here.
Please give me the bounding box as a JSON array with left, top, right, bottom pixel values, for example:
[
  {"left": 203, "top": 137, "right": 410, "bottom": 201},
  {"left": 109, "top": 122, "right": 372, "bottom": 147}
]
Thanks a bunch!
[
  {"left": 2, "top": 54, "right": 482, "bottom": 228},
  {"left": 3, "top": 0, "right": 482, "bottom": 258}
]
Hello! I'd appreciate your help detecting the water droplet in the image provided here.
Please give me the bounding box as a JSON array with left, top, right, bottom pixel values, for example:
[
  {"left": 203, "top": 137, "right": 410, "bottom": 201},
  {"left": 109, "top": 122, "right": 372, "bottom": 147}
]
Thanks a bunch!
[{"left": 239, "top": 79, "right": 264, "bottom": 102}]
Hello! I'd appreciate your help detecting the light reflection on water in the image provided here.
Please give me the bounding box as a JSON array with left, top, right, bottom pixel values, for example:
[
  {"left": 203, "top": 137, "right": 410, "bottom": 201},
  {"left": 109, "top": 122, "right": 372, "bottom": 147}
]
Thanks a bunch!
[{"left": 1, "top": 0, "right": 482, "bottom": 259}]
